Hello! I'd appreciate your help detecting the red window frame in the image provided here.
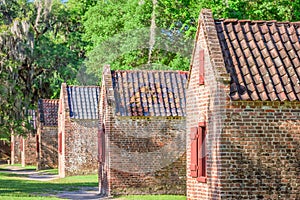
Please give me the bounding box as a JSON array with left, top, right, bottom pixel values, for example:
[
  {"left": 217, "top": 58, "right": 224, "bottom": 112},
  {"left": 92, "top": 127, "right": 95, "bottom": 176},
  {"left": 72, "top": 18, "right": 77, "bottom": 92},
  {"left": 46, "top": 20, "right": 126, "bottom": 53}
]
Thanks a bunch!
[{"left": 190, "top": 122, "right": 207, "bottom": 182}]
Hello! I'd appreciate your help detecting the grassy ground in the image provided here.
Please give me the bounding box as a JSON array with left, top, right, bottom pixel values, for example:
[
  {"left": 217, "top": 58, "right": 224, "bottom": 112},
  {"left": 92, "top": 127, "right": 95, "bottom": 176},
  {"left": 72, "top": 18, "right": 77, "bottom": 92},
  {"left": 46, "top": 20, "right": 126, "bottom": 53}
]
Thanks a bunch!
[
  {"left": 0, "top": 166, "right": 98, "bottom": 199},
  {"left": 0, "top": 164, "right": 36, "bottom": 170},
  {"left": 0, "top": 165, "right": 186, "bottom": 200}
]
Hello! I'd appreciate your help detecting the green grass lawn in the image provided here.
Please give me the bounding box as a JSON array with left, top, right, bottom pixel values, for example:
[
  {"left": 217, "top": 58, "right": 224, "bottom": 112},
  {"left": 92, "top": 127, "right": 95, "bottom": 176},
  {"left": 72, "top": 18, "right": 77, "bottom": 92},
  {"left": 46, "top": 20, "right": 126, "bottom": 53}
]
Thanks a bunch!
[
  {"left": 0, "top": 165, "right": 186, "bottom": 200},
  {"left": 0, "top": 164, "right": 36, "bottom": 170},
  {"left": 0, "top": 170, "right": 98, "bottom": 199}
]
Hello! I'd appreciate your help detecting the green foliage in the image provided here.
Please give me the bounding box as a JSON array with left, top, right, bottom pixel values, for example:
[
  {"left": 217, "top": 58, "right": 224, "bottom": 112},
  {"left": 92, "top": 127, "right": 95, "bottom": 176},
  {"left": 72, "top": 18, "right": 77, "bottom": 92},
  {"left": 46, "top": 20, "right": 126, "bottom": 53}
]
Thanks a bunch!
[
  {"left": 0, "top": 0, "right": 298, "bottom": 138},
  {"left": 0, "top": 0, "right": 83, "bottom": 136},
  {"left": 83, "top": 0, "right": 194, "bottom": 79},
  {"left": 189, "top": 0, "right": 300, "bottom": 21}
]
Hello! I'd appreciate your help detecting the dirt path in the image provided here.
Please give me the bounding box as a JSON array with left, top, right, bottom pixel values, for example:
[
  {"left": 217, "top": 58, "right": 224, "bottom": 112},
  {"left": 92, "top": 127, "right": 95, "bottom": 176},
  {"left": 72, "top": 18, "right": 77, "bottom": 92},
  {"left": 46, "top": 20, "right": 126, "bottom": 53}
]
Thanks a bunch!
[{"left": 0, "top": 165, "right": 116, "bottom": 199}]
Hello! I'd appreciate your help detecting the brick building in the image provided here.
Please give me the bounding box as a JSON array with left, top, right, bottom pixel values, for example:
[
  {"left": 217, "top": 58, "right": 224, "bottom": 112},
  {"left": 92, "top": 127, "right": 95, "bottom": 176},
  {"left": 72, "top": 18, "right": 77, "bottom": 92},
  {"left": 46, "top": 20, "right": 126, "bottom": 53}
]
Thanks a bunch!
[
  {"left": 58, "top": 83, "right": 99, "bottom": 177},
  {"left": 99, "top": 66, "right": 187, "bottom": 196},
  {"left": 36, "top": 99, "right": 59, "bottom": 170},
  {"left": 186, "top": 9, "right": 300, "bottom": 199}
]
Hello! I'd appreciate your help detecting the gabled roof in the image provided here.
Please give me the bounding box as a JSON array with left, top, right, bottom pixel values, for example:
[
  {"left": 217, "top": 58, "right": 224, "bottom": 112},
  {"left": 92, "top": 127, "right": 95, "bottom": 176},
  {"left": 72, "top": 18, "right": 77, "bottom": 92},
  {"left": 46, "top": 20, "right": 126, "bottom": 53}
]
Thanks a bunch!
[
  {"left": 194, "top": 9, "right": 300, "bottom": 101},
  {"left": 67, "top": 85, "right": 100, "bottom": 119},
  {"left": 216, "top": 19, "right": 300, "bottom": 101},
  {"left": 38, "top": 99, "right": 59, "bottom": 126},
  {"left": 111, "top": 70, "right": 188, "bottom": 116}
]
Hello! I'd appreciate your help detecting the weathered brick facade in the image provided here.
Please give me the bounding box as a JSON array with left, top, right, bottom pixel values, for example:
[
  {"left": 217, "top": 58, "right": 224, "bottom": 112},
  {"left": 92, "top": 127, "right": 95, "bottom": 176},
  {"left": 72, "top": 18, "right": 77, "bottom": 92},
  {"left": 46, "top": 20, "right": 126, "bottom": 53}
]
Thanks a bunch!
[
  {"left": 58, "top": 83, "right": 99, "bottom": 177},
  {"left": 36, "top": 99, "right": 59, "bottom": 170},
  {"left": 99, "top": 66, "right": 187, "bottom": 196},
  {"left": 186, "top": 9, "right": 300, "bottom": 199}
]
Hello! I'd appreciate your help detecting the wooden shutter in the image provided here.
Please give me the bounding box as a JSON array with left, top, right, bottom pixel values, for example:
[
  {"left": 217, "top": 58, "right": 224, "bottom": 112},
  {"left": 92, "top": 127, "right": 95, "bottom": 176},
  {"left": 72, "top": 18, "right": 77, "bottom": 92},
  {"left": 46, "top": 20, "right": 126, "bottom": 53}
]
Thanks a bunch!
[
  {"left": 36, "top": 135, "right": 39, "bottom": 153},
  {"left": 199, "top": 50, "right": 205, "bottom": 85},
  {"left": 190, "top": 127, "right": 198, "bottom": 177},
  {"left": 58, "top": 132, "right": 62, "bottom": 153},
  {"left": 98, "top": 125, "right": 105, "bottom": 163},
  {"left": 197, "top": 122, "right": 207, "bottom": 182}
]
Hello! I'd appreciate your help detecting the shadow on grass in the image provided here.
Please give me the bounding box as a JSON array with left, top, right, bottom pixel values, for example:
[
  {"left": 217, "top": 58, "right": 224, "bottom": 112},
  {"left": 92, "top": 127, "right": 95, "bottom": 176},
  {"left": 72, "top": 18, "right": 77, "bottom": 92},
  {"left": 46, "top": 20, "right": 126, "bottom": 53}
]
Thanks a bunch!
[
  {"left": 0, "top": 172, "right": 98, "bottom": 198},
  {"left": 0, "top": 168, "right": 35, "bottom": 172}
]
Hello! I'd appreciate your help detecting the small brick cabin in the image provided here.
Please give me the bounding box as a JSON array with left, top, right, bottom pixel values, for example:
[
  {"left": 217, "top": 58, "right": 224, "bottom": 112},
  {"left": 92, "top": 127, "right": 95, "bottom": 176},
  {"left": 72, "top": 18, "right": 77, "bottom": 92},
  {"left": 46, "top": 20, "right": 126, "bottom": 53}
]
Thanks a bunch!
[
  {"left": 58, "top": 83, "right": 99, "bottom": 177},
  {"left": 36, "top": 99, "right": 59, "bottom": 170},
  {"left": 99, "top": 66, "right": 187, "bottom": 196},
  {"left": 187, "top": 9, "right": 300, "bottom": 199}
]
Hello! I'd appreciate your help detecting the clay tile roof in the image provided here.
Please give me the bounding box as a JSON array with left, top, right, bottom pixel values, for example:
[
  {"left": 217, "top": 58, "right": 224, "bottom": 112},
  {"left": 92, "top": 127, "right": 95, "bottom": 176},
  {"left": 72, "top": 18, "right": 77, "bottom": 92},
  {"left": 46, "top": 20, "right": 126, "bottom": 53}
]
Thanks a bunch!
[
  {"left": 111, "top": 70, "right": 188, "bottom": 116},
  {"left": 67, "top": 86, "right": 100, "bottom": 119},
  {"left": 215, "top": 19, "right": 300, "bottom": 101},
  {"left": 38, "top": 99, "right": 59, "bottom": 126}
]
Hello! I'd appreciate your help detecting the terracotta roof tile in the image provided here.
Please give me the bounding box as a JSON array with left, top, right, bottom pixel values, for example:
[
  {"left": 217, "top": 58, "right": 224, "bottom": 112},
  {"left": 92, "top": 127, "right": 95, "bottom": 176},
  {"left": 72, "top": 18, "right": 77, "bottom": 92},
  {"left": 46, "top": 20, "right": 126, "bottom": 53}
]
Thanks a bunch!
[
  {"left": 215, "top": 19, "right": 300, "bottom": 101},
  {"left": 111, "top": 70, "right": 188, "bottom": 116},
  {"left": 67, "top": 86, "right": 100, "bottom": 119},
  {"left": 38, "top": 99, "right": 59, "bottom": 126}
]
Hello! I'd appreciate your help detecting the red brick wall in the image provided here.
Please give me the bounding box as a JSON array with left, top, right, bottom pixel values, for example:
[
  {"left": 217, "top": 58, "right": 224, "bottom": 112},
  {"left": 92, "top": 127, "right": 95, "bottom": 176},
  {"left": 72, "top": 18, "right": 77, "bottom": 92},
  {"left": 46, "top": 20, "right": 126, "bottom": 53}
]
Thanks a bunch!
[
  {"left": 222, "top": 101, "right": 300, "bottom": 199},
  {"left": 108, "top": 117, "right": 186, "bottom": 195}
]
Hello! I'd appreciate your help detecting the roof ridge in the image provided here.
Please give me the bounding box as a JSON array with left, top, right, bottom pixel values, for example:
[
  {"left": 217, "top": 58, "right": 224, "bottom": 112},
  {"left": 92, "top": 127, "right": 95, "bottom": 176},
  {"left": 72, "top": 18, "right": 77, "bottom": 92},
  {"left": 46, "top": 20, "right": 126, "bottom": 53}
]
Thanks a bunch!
[
  {"left": 67, "top": 85, "right": 100, "bottom": 88},
  {"left": 40, "top": 99, "right": 59, "bottom": 101},
  {"left": 111, "top": 69, "right": 189, "bottom": 73},
  {"left": 216, "top": 19, "right": 300, "bottom": 24}
]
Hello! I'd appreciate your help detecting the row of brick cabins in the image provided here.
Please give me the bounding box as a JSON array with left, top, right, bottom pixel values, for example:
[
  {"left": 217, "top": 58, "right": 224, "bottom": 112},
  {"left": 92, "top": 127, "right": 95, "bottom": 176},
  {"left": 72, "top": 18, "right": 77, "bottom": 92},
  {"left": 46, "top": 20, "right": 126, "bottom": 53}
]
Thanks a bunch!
[
  {"left": 9, "top": 8, "right": 299, "bottom": 199},
  {"left": 10, "top": 84, "right": 99, "bottom": 178},
  {"left": 97, "top": 10, "right": 300, "bottom": 198}
]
